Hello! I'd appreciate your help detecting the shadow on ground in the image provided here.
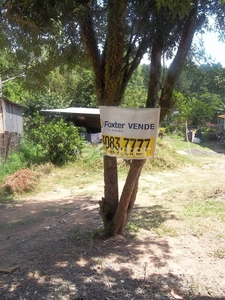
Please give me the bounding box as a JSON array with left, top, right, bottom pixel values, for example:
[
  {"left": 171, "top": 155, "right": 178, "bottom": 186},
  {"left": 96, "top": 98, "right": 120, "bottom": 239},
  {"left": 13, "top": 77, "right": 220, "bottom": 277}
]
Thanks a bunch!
[{"left": 0, "top": 197, "right": 224, "bottom": 300}]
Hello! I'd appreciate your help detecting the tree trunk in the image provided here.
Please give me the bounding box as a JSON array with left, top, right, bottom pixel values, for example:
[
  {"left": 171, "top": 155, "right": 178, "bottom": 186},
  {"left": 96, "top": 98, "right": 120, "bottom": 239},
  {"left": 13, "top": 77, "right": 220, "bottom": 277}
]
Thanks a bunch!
[
  {"left": 146, "top": 42, "right": 162, "bottom": 108},
  {"left": 99, "top": 155, "right": 119, "bottom": 232},
  {"left": 77, "top": 1, "right": 147, "bottom": 236},
  {"left": 111, "top": 159, "right": 146, "bottom": 236}
]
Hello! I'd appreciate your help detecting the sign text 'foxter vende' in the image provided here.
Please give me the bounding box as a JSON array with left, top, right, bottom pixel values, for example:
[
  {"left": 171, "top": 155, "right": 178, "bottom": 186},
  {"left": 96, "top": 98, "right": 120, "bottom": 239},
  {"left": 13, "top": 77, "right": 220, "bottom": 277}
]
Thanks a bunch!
[
  {"left": 103, "top": 121, "right": 155, "bottom": 130},
  {"left": 99, "top": 106, "right": 160, "bottom": 159}
]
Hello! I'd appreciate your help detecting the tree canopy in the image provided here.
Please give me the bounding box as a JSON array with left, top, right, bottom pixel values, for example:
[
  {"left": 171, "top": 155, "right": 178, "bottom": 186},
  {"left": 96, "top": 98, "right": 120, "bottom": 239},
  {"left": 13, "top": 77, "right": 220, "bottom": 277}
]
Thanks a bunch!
[
  {"left": 1, "top": 0, "right": 225, "bottom": 236},
  {"left": 2, "top": 1, "right": 225, "bottom": 111}
]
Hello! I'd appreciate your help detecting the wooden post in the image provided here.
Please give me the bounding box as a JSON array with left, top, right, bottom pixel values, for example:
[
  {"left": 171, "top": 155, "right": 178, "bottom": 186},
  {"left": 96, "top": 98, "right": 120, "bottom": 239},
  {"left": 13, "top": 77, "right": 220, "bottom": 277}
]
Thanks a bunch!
[{"left": 5, "top": 132, "right": 13, "bottom": 162}]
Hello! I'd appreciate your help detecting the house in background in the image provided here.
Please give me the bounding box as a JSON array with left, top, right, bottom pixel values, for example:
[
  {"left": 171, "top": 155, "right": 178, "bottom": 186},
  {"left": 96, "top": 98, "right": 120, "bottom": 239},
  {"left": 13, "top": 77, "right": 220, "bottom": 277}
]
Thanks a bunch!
[
  {"left": 0, "top": 97, "right": 25, "bottom": 159},
  {"left": 40, "top": 107, "right": 102, "bottom": 144}
]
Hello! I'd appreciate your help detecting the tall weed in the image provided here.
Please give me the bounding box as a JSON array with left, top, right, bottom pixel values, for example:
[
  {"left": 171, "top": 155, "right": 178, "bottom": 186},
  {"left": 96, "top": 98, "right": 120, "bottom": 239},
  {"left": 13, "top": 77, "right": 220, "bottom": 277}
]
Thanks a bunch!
[
  {"left": 0, "top": 154, "right": 24, "bottom": 182},
  {"left": 0, "top": 139, "right": 45, "bottom": 182}
]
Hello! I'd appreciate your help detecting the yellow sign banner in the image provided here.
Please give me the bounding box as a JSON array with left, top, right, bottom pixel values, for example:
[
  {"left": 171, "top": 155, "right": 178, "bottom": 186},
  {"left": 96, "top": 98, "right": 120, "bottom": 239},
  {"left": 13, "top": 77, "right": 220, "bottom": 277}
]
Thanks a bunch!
[
  {"left": 102, "top": 135, "right": 155, "bottom": 158},
  {"left": 99, "top": 106, "right": 160, "bottom": 159}
]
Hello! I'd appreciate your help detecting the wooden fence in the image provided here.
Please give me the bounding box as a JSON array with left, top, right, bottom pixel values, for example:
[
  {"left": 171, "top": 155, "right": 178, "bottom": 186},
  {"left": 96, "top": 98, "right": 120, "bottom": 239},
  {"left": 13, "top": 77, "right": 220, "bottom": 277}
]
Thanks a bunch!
[{"left": 0, "top": 132, "right": 21, "bottom": 161}]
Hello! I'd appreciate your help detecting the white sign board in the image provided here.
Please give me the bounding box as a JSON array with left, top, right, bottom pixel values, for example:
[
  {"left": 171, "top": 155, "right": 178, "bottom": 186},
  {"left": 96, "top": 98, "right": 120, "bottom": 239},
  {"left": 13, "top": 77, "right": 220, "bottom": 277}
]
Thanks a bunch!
[{"left": 99, "top": 106, "right": 160, "bottom": 159}]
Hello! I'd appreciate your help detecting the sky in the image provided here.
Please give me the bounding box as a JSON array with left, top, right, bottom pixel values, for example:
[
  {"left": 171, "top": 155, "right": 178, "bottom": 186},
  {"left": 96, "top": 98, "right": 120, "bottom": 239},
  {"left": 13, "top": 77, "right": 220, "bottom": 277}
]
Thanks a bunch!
[
  {"left": 199, "top": 31, "right": 225, "bottom": 67},
  {"left": 142, "top": 31, "right": 225, "bottom": 67}
]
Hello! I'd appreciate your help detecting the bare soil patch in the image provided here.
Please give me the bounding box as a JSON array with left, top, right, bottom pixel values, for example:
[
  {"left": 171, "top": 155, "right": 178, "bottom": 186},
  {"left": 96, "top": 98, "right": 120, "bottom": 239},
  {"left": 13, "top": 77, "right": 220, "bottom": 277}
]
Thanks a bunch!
[{"left": 0, "top": 144, "right": 225, "bottom": 300}]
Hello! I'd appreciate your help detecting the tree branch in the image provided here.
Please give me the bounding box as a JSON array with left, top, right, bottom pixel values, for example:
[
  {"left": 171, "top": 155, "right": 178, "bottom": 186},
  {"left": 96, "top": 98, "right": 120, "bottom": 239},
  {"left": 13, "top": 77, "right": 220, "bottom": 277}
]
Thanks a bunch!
[
  {"left": 112, "top": 159, "right": 146, "bottom": 236},
  {"left": 75, "top": 0, "right": 104, "bottom": 102},
  {"left": 1, "top": 72, "right": 25, "bottom": 83},
  {"left": 159, "top": 3, "right": 199, "bottom": 122}
]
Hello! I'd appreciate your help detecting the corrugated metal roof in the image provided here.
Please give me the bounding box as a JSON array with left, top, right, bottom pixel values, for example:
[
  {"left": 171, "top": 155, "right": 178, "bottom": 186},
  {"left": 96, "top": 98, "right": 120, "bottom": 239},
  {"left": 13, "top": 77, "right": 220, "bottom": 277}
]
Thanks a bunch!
[
  {"left": 0, "top": 97, "right": 26, "bottom": 108},
  {"left": 40, "top": 107, "right": 101, "bottom": 130},
  {"left": 40, "top": 107, "right": 100, "bottom": 115}
]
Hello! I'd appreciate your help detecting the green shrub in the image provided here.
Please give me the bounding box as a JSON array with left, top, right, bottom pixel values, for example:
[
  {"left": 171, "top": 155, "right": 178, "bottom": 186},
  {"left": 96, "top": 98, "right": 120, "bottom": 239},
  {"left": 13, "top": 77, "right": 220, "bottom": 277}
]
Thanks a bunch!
[
  {"left": 17, "top": 139, "right": 46, "bottom": 165},
  {"left": 165, "top": 124, "right": 176, "bottom": 134},
  {"left": 28, "top": 114, "right": 84, "bottom": 165}
]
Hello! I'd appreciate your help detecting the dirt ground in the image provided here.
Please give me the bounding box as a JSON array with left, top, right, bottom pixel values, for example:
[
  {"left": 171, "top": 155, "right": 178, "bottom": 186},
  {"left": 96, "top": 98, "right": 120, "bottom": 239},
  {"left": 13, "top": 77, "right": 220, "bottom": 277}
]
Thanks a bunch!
[{"left": 0, "top": 142, "right": 225, "bottom": 300}]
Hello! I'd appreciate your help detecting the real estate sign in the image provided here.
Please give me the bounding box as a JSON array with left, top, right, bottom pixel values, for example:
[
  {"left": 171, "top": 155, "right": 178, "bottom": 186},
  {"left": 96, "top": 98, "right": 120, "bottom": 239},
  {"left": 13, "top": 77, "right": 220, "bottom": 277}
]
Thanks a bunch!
[{"left": 99, "top": 106, "right": 160, "bottom": 159}]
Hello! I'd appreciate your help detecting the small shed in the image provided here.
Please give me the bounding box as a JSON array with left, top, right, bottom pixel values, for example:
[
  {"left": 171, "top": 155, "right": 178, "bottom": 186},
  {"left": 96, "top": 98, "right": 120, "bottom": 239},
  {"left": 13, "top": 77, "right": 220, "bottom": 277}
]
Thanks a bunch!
[
  {"left": 40, "top": 107, "right": 102, "bottom": 144},
  {"left": 0, "top": 97, "right": 25, "bottom": 158}
]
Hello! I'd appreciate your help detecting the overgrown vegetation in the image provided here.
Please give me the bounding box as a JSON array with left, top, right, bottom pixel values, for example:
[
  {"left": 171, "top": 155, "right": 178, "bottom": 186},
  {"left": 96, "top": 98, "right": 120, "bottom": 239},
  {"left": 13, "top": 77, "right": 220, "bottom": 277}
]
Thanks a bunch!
[
  {"left": 0, "top": 117, "right": 84, "bottom": 184},
  {"left": 0, "top": 136, "right": 196, "bottom": 198},
  {"left": 0, "top": 114, "right": 85, "bottom": 196}
]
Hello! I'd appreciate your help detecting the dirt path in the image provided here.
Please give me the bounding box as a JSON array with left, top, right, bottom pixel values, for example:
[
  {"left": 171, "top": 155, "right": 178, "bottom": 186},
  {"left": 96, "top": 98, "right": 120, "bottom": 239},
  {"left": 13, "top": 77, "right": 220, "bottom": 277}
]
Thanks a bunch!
[{"left": 0, "top": 147, "right": 225, "bottom": 299}]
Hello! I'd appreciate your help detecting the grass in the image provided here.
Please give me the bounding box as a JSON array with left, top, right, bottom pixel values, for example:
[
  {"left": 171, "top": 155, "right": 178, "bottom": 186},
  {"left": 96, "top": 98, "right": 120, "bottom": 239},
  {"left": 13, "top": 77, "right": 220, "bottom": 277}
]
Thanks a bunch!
[
  {"left": 127, "top": 205, "right": 179, "bottom": 236},
  {"left": 182, "top": 200, "right": 225, "bottom": 219},
  {"left": 1, "top": 138, "right": 186, "bottom": 197},
  {"left": 0, "top": 154, "right": 25, "bottom": 182},
  {"left": 125, "top": 136, "right": 225, "bottom": 237},
  {"left": 180, "top": 199, "right": 225, "bottom": 237},
  {"left": 155, "top": 224, "right": 178, "bottom": 236},
  {"left": 67, "top": 223, "right": 104, "bottom": 246},
  {"left": 166, "top": 134, "right": 225, "bottom": 158},
  {"left": 1, "top": 135, "right": 225, "bottom": 240},
  {"left": 144, "top": 139, "right": 192, "bottom": 171}
]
